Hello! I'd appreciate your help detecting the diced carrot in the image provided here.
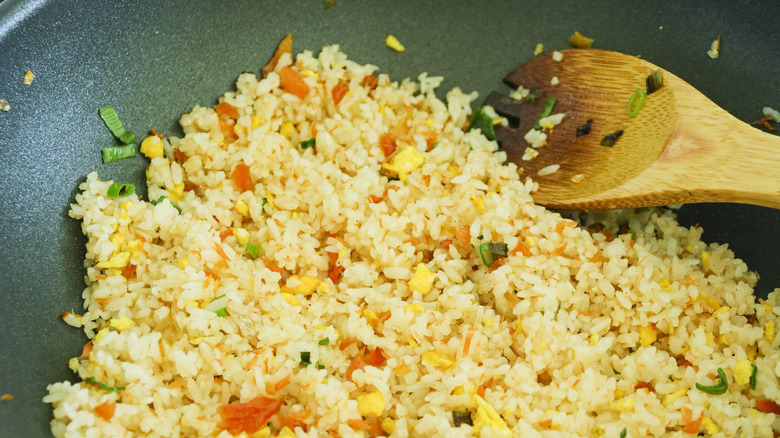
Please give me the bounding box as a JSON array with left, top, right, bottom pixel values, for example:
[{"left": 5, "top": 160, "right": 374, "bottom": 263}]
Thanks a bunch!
[
  {"left": 488, "top": 257, "right": 506, "bottom": 272},
  {"left": 328, "top": 263, "right": 344, "bottom": 284},
  {"left": 346, "top": 347, "right": 387, "bottom": 381},
  {"left": 755, "top": 399, "right": 780, "bottom": 415},
  {"left": 440, "top": 239, "right": 452, "bottom": 250},
  {"left": 379, "top": 133, "right": 397, "bottom": 157},
  {"left": 477, "top": 385, "right": 486, "bottom": 398},
  {"left": 634, "top": 381, "right": 655, "bottom": 393},
  {"left": 231, "top": 163, "right": 253, "bottom": 193},
  {"left": 538, "top": 418, "right": 553, "bottom": 428},
  {"left": 422, "top": 130, "right": 438, "bottom": 151},
  {"left": 279, "top": 66, "right": 310, "bottom": 100},
  {"left": 551, "top": 243, "right": 567, "bottom": 256},
  {"left": 348, "top": 419, "right": 372, "bottom": 431},
  {"left": 579, "top": 310, "right": 599, "bottom": 317},
  {"left": 273, "top": 374, "right": 291, "bottom": 393},
  {"left": 273, "top": 218, "right": 285, "bottom": 228},
  {"left": 278, "top": 413, "right": 308, "bottom": 432},
  {"left": 391, "top": 106, "right": 413, "bottom": 139},
  {"left": 219, "top": 116, "right": 238, "bottom": 141},
  {"left": 80, "top": 341, "right": 93, "bottom": 358},
  {"left": 363, "top": 74, "right": 378, "bottom": 91},
  {"left": 327, "top": 431, "right": 341, "bottom": 438},
  {"left": 244, "top": 354, "right": 259, "bottom": 370},
  {"left": 214, "top": 243, "right": 231, "bottom": 262},
  {"left": 261, "top": 34, "right": 293, "bottom": 77},
  {"left": 422, "top": 174, "right": 431, "bottom": 187},
  {"left": 262, "top": 257, "right": 283, "bottom": 274},
  {"left": 215, "top": 102, "right": 240, "bottom": 119},
  {"left": 122, "top": 263, "right": 137, "bottom": 279},
  {"left": 150, "top": 128, "right": 164, "bottom": 138},
  {"left": 368, "top": 194, "right": 383, "bottom": 203},
  {"left": 555, "top": 219, "right": 576, "bottom": 234},
  {"left": 204, "top": 269, "right": 221, "bottom": 282},
  {"left": 184, "top": 182, "right": 197, "bottom": 192},
  {"left": 587, "top": 252, "right": 601, "bottom": 262},
  {"left": 219, "top": 229, "right": 234, "bottom": 241},
  {"left": 311, "top": 120, "right": 318, "bottom": 138},
  {"left": 382, "top": 184, "right": 401, "bottom": 198},
  {"left": 456, "top": 225, "right": 471, "bottom": 247},
  {"left": 331, "top": 81, "right": 349, "bottom": 105},
  {"left": 173, "top": 148, "right": 188, "bottom": 163},
  {"left": 681, "top": 407, "right": 702, "bottom": 434},
  {"left": 94, "top": 401, "right": 116, "bottom": 421},
  {"left": 218, "top": 397, "right": 282, "bottom": 435},
  {"left": 463, "top": 331, "right": 474, "bottom": 355},
  {"left": 339, "top": 337, "right": 359, "bottom": 351}
]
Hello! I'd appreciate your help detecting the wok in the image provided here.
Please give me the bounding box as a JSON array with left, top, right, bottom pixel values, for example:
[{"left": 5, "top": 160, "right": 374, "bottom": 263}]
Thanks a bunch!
[{"left": 1, "top": 0, "right": 778, "bottom": 435}]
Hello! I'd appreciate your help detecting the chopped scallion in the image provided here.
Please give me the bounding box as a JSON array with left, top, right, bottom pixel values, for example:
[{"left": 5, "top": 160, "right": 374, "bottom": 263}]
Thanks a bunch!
[
  {"left": 490, "top": 242, "right": 508, "bottom": 257},
  {"left": 479, "top": 242, "right": 495, "bottom": 267},
  {"left": 205, "top": 294, "right": 229, "bottom": 317},
  {"left": 150, "top": 196, "right": 181, "bottom": 213},
  {"left": 99, "top": 105, "right": 136, "bottom": 145},
  {"left": 244, "top": 243, "right": 263, "bottom": 259},
  {"left": 214, "top": 308, "right": 228, "bottom": 317},
  {"left": 620, "top": 428, "right": 627, "bottom": 438},
  {"left": 107, "top": 183, "right": 135, "bottom": 198},
  {"left": 749, "top": 364, "right": 757, "bottom": 390},
  {"left": 576, "top": 119, "right": 593, "bottom": 137},
  {"left": 316, "top": 363, "right": 325, "bottom": 370},
  {"left": 646, "top": 70, "right": 664, "bottom": 95},
  {"left": 318, "top": 337, "right": 330, "bottom": 346},
  {"left": 300, "top": 351, "right": 311, "bottom": 366},
  {"left": 695, "top": 367, "right": 728, "bottom": 395},
  {"left": 533, "top": 97, "right": 557, "bottom": 130},
  {"left": 101, "top": 144, "right": 136, "bottom": 163},
  {"left": 300, "top": 138, "right": 316, "bottom": 149},
  {"left": 452, "top": 410, "right": 473, "bottom": 427},
  {"left": 600, "top": 130, "right": 624, "bottom": 147},
  {"left": 467, "top": 107, "right": 497, "bottom": 141},
  {"left": 627, "top": 88, "right": 647, "bottom": 118},
  {"left": 84, "top": 377, "right": 125, "bottom": 392}
]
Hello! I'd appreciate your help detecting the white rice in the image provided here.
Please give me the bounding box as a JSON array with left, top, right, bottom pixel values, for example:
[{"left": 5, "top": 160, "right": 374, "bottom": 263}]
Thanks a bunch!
[{"left": 45, "top": 44, "right": 780, "bottom": 438}]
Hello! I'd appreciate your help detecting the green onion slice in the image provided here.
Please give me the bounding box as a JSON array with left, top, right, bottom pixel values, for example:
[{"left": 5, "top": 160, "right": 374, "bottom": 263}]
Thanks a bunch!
[
  {"left": 749, "top": 364, "right": 757, "bottom": 390},
  {"left": 695, "top": 367, "right": 728, "bottom": 395},
  {"left": 646, "top": 70, "right": 664, "bottom": 95},
  {"left": 468, "top": 106, "right": 497, "bottom": 141},
  {"left": 300, "top": 351, "right": 311, "bottom": 366},
  {"left": 99, "top": 105, "right": 136, "bottom": 145},
  {"left": 316, "top": 363, "right": 325, "bottom": 369},
  {"left": 205, "top": 294, "right": 229, "bottom": 317},
  {"left": 150, "top": 196, "right": 181, "bottom": 213},
  {"left": 318, "top": 337, "right": 330, "bottom": 346},
  {"left": 627, "top": 88, "right": 647, "bottom": 118},
  {"left": 490, "top": 242, "right": 508, "bottom": 257},
  {"left": 107, "top": 183, "right": 135, "bottom": 198},
  {"left": 479, "top": 242, "right": 495, "bottom": 267},
  {"left": 101, "top": 144, "right": 136, "bottom": 163},
  {"left": 600, "top": 130, "right": 624, "bottom": 147},
  {"left": 244, "top": 243, "right": 263, "bottom": 259},
  {"left": 84, "top": 377, "right": 125, "bottom": 392},
  {"left": 300, "top": 138, "right": 316, "bottom": 149},
  {"left": 533, "top": 97, "right": 557, "bottom": 130},
  {"left": 619, "top": 428, "right": 627, "bottom": 438}
]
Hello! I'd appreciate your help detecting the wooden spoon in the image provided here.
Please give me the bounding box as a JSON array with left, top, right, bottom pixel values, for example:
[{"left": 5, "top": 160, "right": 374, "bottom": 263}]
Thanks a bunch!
[{"left": 492, "top": 49, "right": 780, "bottom": 210}]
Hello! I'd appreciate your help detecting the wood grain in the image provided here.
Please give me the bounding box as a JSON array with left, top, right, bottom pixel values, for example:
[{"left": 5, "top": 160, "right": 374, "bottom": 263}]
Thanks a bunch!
[{"left": 500, "top": 49, "right": 780, "bottom": 210}]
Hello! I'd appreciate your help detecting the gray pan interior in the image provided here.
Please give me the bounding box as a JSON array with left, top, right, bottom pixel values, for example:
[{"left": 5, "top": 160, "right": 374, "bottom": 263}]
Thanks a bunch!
[{"left": 1, "top": 0, "right": 778, "bottom": 435}]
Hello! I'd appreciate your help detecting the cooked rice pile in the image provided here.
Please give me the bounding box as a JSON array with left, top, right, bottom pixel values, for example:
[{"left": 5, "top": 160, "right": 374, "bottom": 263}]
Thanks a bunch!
[{"left": 46, "top": 45, "right": 779, "bottom": 437}]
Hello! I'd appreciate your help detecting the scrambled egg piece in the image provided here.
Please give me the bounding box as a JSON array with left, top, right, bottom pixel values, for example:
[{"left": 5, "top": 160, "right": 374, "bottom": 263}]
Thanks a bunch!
[
  {"left": 609, "top": 397, "right": 634, "bottom": 412},
  {"left": 93, "top": 328, "right": 110, "bottom": 345},
  {"left": 235, "top": 200, "right": 249, "bottom": 216},
  {"left": 661, "top": 388, "right": 687, "bottom": 407},
  {"left": 279, "top": 121, "right": 295, "bottom": 139},
  {"left": 280, "top": 293, "right": 299, "bottom": 306},
  {"left": 421, "top": 351, "right": 455, "bottom": 370},
  {"left": 234, "top": 228, "right": 249, "bottom": 246},
  {"left": 168, "top": 182, "right": 185, "bottom": 202},
  {"left": 385, "top": 35, "right": 405, "bottom": 52},
  {"left": 356, "top": 390, "right": 385, "bottom": 417},
  {"left": 280, "top": 275, "right": 320, "bottom": 297},
  {"left": 108, "top": 316, "right": 135, "bottom": 332},
  {"left": 381, "top": 145, "right": 424, "bottom": 182},
  {"left": 701, "top": 417, "right": 719, "bottom": 435},
  {"left": 140, "top": 135, "right": 164, "bottom": 159},
  {"left": 639, "top": 325, "right": 657, "bottom": 347},
  {"left": 472, "top": 394, "right": 511, "bottom": 438},
  {"left": 734, "top": 360, "right": 753, "bottom": 386},
  {"left": 23, "top": 70, "right": 35, "bottom": 85},
  {"left": 381, "top": 418, "right": 396, "bottom": 434},
  {"left": 404, "top": 303, "right": 424, "bottom": 313},
  {"left": 767, "top": 321, "right": 775, "bottom": 343},
  {"left": 363, "top": 309, "right": 379, "bottom": 323},
  {"left": 96, "top": 252, "right": 130, "bottom": 269},
  {"left": 408, "top": 263, "right": 434, "bottom": 294},
  {"left": 276, "top": 427, "right": 295, "bottom": 438}
]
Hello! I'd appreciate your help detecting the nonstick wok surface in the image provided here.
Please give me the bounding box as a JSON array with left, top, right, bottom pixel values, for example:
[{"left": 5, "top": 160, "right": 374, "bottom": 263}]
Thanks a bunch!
[{"left": 1, "top": 1, "right": 778, "bottom": 435}]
